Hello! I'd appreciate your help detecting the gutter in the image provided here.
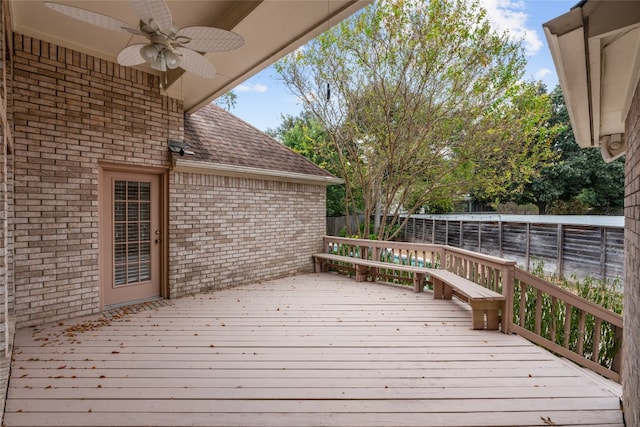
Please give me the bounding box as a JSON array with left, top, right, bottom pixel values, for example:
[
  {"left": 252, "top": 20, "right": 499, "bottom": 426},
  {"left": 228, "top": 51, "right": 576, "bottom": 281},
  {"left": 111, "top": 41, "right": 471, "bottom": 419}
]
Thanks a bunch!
[{"left": 172, "top": 157, "right": 344, "bottom": 186}]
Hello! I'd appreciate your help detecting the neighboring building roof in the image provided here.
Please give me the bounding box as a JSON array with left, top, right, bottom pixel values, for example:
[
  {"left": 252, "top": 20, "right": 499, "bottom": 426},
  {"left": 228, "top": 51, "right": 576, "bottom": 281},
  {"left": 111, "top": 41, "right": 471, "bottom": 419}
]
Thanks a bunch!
[{"left": 178, "top": 103, "right": 341, "bottom": 185}]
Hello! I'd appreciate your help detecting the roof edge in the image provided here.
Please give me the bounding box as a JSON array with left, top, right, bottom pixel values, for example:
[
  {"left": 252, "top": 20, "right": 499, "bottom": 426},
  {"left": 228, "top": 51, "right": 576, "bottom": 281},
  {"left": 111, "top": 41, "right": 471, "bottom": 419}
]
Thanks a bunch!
[{"left": 172, "top": 158, "right": 344, "bottom": 186}]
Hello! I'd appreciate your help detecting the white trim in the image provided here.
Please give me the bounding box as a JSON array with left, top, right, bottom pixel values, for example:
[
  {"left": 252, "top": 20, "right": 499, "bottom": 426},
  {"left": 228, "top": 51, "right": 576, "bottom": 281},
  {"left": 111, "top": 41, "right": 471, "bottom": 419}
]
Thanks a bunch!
[{"left": 172, "top": 158, "right": 344, "bottom": 186}]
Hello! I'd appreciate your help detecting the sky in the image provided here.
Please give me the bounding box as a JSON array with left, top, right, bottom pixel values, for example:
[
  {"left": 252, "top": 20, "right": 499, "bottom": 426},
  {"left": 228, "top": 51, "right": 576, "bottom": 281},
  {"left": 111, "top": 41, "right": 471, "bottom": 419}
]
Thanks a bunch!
[{"left": 229, "top": 0, "right": 577, "bottom": 133}]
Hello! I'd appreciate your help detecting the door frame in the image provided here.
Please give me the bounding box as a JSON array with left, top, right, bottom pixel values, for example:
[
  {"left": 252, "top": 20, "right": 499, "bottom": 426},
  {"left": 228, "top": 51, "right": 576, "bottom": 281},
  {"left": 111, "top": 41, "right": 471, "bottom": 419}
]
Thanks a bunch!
[{"left": 98, "top": 163, "right": 169, "bottom": 309}]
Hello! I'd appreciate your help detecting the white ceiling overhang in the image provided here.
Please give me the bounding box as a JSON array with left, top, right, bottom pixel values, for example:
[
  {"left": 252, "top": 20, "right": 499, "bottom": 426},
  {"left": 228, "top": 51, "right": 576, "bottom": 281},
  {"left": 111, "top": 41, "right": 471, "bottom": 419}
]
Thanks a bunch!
[
  {"left": 9, "top": 0, "right": 370, "bottom": 114},
  {"left": 544, "top": 1, "right": 640, "bottom": 162}
]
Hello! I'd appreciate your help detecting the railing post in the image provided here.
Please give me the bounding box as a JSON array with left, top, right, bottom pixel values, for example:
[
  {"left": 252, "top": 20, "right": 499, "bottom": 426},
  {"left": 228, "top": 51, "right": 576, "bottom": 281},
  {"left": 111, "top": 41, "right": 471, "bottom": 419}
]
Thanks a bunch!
[
  {"left": 502, "top": 264, "right": 515, "bottom": 334},
  {"left": 612, "top": 325, "right": 623, "bottom": 376}
]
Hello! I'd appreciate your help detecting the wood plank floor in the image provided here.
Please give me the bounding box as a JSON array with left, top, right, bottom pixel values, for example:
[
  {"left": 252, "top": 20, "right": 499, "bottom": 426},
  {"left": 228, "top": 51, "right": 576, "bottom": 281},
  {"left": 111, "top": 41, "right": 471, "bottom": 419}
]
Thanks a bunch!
[{"left": 5, "top": 273, "right": 623, "bottom": 426}]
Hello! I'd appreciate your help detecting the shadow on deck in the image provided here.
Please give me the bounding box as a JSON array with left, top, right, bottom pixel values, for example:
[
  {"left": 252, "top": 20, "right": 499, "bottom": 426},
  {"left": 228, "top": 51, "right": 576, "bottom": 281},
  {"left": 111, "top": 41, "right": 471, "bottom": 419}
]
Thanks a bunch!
[{"left": 5, "top": 273, "right": 623, "bottom": 426}]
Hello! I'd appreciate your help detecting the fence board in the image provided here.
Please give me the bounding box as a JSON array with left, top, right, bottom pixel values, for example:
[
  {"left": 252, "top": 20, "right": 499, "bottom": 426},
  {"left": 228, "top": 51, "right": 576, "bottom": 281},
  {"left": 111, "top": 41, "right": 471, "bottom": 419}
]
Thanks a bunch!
[{"left": 401, "top": 215, "right": 624, "bottom": 284}]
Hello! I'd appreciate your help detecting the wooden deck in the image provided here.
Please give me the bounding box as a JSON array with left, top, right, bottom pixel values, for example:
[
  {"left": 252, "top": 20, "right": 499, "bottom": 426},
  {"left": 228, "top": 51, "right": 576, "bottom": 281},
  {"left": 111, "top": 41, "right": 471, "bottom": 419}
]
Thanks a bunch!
[{"left": 5, "top": 273, "right": 623, "bottom": 426}]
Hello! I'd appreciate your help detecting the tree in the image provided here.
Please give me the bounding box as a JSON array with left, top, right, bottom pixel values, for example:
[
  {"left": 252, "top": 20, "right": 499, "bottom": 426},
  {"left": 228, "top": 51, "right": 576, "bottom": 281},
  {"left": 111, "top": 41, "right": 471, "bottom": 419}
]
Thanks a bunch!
[
  {"left": 574, "top": 148, "right": 624, "bottom": 214},
  {"left": 267, "top": 111, "right": 356, "bottom": 216},
  {"left": 511, "top": 85, "right": 624, "bottom": 214},
  {"left": 275, "top": 0, "right": 554, "bottom": 239},
  {"left": 215, "top": 91, "right": 238, "bottom": 111}
]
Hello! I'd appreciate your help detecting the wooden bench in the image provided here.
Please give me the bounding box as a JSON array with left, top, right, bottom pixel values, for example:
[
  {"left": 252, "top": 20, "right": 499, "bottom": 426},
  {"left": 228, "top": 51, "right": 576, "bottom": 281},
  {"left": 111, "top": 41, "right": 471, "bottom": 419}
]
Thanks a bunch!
[
  {"left": 426, "top": 269, "right": 506, "bottom": 330},
  {"left": 313, "top": 253, "right": 429, "bottom": 293},
  {"left": 313, "top": 253, "right": 505, "bottom": 331}
]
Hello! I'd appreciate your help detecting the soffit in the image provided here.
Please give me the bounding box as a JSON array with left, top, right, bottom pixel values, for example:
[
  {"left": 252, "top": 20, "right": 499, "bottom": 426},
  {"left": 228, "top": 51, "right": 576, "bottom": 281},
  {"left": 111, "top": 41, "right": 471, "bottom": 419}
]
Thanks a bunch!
[
  {"left": 544, "top": 1, "right": 640, "bottom": 162},
  {"left": 9, "top": 0, "right": 370, "bottom": 113}
]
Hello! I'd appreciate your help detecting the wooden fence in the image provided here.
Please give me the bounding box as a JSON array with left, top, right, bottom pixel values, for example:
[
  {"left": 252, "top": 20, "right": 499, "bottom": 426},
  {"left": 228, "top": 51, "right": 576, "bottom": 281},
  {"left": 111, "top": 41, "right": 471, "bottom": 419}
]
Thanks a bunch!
[
  {"left": 326, "top": 215, "right": 365, "bottom": 237},
  {"left": 320, "top": 236, "right": 624, "bottom": 383},
  {"left": 401, "top": 214, "right": 624, "bottom": 284}
]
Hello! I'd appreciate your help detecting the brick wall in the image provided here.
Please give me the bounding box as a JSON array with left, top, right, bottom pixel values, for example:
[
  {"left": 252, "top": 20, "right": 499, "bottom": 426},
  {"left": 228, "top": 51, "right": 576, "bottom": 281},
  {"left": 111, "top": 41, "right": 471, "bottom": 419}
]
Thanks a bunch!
[
  {"left": 0, "top": 75, "right": 8, "bottom": 356},
  {"left": 169, "top": 173, "right": 325, "bottom": 297},
  {"left": 623, "top": 78, "right": 640, "bottom": 426},
  {"left": 0, "top": 143, "right": 13, "bottom": 355},
  {"left": 11, "top": 34, "right": 182, "bottom": 326},
  {"left": 1, "top": 2, "right": 16, "bottom": 419}
]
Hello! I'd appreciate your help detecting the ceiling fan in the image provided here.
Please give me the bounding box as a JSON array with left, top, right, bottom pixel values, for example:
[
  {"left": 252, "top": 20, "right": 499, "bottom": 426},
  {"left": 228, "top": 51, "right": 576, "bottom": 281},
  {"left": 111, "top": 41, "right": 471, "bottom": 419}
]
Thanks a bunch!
[{"left": 44, "top": 0, "right": 245, "bottom": 79}]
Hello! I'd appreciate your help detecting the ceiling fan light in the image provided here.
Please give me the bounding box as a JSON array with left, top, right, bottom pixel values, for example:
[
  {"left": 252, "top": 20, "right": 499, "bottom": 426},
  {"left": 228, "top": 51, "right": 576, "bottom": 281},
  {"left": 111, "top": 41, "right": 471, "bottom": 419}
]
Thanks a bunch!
[
  {"left": 164, "top": 50, "right": 181, "bottom": 69},
  {"left": 150, "top": 51, "right": 167, "bottom": 72},
  {"left": 140, "top": 43, "right": 159, "bottom": 62}
]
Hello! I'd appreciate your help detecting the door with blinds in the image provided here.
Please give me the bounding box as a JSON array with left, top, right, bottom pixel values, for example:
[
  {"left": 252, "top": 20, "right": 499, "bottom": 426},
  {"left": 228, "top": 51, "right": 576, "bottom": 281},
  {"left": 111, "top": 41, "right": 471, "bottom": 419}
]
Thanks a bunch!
[{"left": 101, "top": 170, "right": 161, "bottom": 308}]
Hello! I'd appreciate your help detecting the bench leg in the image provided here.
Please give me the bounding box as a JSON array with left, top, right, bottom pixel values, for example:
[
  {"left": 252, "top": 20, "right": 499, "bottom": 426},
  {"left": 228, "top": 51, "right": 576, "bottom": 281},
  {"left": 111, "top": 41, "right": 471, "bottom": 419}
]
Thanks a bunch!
[
  {"left": 413, "top": 273, "right": 425, "bottom": 293},
  {"left": 370, "top": 267, "right": 378, "bottom": 282},
  {"left": 355, "top": 264, "right": 369, "bottom": 282},
  {"left": 470, "top": 301, "right": 502, "bottom": 330},
  {"left": 486, "top": 310, "right": 500, "bottom": 330},
  {"left": 471, "top": 308, "right": 486, "bottom": 330},
  {"left": 432, "top": 278, "right": 452, "bottom": 299},
  {"left": 314, "top": 257, "right": 327, "bottom": 273},
  {"left": 433, "top": 278, "right": 443, "bottom": 299}
]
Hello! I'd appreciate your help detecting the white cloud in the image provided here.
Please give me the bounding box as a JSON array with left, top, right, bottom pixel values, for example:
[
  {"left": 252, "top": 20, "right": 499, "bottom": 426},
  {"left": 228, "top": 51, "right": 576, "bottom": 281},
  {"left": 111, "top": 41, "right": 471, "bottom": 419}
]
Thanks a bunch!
[
  {"left": 236, "top": 83, "right": 268, "bottom": 93},
  {"left": 534, "top": 67, "right": 552, "bottom": 80},
  {"left": 482, "top": 0, "right": 543, "bottom": 56}
]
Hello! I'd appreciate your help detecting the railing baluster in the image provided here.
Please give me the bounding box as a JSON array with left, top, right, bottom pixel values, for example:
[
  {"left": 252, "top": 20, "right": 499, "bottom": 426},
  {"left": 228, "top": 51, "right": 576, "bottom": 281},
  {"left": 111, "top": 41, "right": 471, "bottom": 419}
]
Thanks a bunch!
[
  {"left": 550, "top": 297, "right": 557, "bottom": 343},
  {"left": 473, "top": 261, "right": 478, "bottom": 283},
  {"left": 563, "top": 304, "right": 572, "bottom": 349},
  {"left": 535, "top": 289, "right": 543, "bottom": 335},
  {"left": 519, "top": 283, "right": 527, "bottom": 327},
  {"left": 577, "top": 310, "right": 586, "bottom": 356},
  {"left": 592, "top": 318, "right": 602, "bottom": 363}
]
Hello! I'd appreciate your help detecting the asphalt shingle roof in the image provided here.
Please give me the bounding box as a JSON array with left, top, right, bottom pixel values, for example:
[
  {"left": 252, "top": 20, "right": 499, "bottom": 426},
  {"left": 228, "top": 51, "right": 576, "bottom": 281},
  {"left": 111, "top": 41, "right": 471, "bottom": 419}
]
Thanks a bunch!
[{"left": 183, "top": 104, "right": 335, "bottom": 179}]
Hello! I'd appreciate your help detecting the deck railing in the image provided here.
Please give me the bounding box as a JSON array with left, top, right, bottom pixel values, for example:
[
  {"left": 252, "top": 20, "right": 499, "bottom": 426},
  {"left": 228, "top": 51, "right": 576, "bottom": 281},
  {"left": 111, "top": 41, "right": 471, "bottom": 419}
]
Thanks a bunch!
[
  {"left": 511, "top": 268, "right": 623, "bottom": 382},
  {"left": 442, "top": 246, "right": 516, "bottom": 295},
  {"left": 324, "top": 236, "right": 444, "bottom": 285},
  {"left": 319, "top": 236, "right": 623, "bottom": 382}
]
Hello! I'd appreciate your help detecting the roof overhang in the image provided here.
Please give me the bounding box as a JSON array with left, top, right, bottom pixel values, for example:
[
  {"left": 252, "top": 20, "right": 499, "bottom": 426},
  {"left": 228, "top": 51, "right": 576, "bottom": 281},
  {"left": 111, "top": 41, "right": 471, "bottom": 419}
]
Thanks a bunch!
[
  {"left": 172, "top": 158, "right": 344, "bottom": 186},
  {"left": 9, "top": 0, "right": 370, "bottom": 114},
  {"left": 543, "top": 1, "right": 640, "bottom": 162}
]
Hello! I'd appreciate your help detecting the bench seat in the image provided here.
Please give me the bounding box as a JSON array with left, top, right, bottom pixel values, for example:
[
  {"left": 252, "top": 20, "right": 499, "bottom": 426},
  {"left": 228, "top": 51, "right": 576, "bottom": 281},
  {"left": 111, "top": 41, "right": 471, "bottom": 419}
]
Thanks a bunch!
[
  {"left": 313, "top": 253, "right": 505, "bottom": 331},
  {"left": 427, "top": 269, "right": 506, "bottom": 330},
  {"left": 313, "top": 253, "right": 428, "bottom": 292}
]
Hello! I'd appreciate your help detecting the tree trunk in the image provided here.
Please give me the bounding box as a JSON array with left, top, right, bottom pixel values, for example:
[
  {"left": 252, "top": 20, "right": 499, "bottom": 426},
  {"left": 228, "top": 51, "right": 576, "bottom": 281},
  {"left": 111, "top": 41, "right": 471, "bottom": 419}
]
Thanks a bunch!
[{"left": 536, "top": 201, "right": 547, "bottom": 215}]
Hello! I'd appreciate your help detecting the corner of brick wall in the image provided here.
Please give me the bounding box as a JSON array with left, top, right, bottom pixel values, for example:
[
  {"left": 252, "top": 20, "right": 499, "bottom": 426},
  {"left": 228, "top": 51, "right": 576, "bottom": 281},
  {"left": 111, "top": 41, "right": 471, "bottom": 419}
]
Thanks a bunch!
[{"left": 623, "top": 77, "right": 640, "bottom": 426}]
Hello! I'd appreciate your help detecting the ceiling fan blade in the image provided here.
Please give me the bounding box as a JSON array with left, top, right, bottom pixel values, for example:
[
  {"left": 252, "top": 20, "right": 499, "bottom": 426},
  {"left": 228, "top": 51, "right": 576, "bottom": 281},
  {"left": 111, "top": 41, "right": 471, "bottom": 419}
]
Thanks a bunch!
[
  {"left": 129, "top": 0, "right": 172, "bottom": 33},
  {"left": 117, "top": 44, "right": 147, "bottom": 66},
  {"left": 176, "top": 26, "right": 244, "bottom": 52},
  {"left": 175, "top": 48, "right": 216, "bottom": 79},
  {"left": 44, "top": 2, "right": 131, "bottom": 32}
]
